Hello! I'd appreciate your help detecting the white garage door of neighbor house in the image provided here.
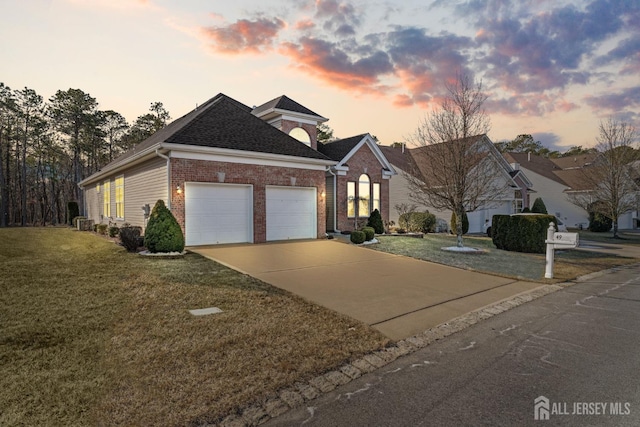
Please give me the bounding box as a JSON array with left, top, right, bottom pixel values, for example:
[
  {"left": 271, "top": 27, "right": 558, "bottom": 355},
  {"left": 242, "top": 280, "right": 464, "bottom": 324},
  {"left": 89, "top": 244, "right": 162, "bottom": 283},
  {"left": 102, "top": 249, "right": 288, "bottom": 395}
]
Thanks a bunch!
[
  {"left": 266, "top": 186, "right": 316, "bottom": 241},
  {"left": 184, "top": 182, "right": 253, "bottom": 245}
]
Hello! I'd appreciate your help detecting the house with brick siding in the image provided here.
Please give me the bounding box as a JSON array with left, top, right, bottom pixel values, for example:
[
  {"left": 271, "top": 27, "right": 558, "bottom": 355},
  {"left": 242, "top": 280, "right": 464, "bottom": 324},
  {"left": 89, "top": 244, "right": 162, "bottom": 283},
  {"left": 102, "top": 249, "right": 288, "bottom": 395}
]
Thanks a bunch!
[
  {"left": 78, "top": 93, "right": 395, "bottom": 245},
  {"left": 318, "top": 134, "right": 395, "bottom": 232}
]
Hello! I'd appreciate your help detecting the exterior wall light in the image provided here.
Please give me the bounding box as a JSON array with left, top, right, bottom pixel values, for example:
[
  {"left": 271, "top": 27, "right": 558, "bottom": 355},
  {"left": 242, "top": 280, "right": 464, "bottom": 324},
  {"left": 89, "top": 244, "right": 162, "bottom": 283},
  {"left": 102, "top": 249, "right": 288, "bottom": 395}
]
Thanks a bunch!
[{"left": 176, "top": 184, "right": 182, "bottom": 194}]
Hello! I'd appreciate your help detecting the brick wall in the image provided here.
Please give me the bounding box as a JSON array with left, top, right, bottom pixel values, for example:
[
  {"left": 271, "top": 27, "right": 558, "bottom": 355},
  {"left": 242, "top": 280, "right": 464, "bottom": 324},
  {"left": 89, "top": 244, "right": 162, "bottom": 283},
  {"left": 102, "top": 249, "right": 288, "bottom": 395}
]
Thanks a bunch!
[
  {"left": 170, "top": 159, "right": 326, "bottom": 243},
  {"left": 335, "top": 145, "right": 390, "bottom": 232},
  {"left": 279, "top": 120, "right": 318, "bottom": 150}
]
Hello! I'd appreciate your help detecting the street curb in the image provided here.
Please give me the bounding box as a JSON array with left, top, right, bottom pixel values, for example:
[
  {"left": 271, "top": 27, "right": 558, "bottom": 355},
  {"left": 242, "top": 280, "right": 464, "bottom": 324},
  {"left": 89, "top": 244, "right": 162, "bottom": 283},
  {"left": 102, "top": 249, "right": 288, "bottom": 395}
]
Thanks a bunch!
[{"left": 207, "top": 263, "right": 640, "bottom": 426}]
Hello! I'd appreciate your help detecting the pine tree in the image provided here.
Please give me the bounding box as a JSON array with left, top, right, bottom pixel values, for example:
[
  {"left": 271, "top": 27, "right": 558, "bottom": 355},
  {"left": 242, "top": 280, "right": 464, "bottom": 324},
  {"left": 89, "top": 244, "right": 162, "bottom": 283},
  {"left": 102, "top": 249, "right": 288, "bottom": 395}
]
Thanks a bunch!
[{"left": 144, "top": 200, "right": 184, "bottom": 253}]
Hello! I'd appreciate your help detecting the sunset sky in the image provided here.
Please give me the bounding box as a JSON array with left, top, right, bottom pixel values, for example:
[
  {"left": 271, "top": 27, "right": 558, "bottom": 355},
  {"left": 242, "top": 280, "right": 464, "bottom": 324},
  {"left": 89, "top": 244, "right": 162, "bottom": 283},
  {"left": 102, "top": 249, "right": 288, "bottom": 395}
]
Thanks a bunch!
[{"left": 2, "top": 0, "right": 638, "bottom": 151}]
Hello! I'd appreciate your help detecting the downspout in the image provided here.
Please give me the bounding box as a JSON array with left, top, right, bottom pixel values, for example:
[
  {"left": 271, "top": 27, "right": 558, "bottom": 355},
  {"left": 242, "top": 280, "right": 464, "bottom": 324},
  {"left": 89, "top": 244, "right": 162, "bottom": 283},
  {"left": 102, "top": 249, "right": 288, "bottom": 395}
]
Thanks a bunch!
[
  {"left": 326, "top": 166, "right": 338, "bottom": 232},
  {"left": 155, "top": 148, "right": 171, "bottom": 210}
]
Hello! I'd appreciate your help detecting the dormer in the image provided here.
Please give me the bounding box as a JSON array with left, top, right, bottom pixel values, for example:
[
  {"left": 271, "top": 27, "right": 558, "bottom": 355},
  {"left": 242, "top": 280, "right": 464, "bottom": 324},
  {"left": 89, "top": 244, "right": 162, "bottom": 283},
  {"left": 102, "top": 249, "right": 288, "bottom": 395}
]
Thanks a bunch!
[{"left": 252, "top": 95, "right": 328, "bottom": 150}]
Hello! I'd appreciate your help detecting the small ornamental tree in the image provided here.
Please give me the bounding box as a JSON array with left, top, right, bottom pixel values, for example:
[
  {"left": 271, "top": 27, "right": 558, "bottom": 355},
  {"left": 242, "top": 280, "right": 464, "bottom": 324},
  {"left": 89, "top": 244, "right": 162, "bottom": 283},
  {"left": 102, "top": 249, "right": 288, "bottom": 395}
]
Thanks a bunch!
[
  {"left": 450, "top": 211, "right": 469, "bottom": 235},
  {"left": 531, "top": 197, "right": 548, "bottom": 214},
  {"left": 144, "top": 200, "right": 185, "bottom": 253},
  {"left": 367, "top": 209, "right": 384, "bottom": 234}
]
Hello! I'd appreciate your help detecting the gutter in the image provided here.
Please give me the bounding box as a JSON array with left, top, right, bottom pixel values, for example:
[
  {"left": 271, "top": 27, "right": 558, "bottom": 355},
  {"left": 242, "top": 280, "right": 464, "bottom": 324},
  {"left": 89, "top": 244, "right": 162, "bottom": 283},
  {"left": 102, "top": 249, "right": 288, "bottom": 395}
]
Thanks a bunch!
[{"left": 155, "top": 148, "right": 171, "bottom": 210}]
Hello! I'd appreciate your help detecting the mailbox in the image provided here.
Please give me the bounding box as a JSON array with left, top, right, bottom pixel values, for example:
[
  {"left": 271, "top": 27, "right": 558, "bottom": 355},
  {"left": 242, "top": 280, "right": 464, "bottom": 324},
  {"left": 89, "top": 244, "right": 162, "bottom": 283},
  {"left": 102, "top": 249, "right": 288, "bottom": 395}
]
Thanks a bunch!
[{"left": 551, "top": 232, "right": 579, "bottom": 248}]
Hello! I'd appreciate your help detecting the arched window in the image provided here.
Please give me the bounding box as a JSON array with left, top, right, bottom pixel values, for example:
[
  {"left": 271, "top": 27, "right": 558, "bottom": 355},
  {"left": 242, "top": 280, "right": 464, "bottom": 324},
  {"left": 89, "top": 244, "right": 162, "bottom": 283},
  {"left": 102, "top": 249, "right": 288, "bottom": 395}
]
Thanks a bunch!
[
  {"left": 289, "top": 127, "right": 311, "bottom": 147},
  {"left": 358, "top": 174, "right": 370, "bottom": 217}
]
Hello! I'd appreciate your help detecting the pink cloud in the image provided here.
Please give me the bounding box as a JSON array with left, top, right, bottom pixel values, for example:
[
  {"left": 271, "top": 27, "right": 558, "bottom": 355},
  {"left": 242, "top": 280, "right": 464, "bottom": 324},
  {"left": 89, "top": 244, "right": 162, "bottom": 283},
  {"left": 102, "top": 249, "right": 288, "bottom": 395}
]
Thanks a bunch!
[
  {"left": 279, "top": 37, "right": 393, "bottom": 95},
  {"left": 202, "top": 17, "right": 286, "bottom": 54}
]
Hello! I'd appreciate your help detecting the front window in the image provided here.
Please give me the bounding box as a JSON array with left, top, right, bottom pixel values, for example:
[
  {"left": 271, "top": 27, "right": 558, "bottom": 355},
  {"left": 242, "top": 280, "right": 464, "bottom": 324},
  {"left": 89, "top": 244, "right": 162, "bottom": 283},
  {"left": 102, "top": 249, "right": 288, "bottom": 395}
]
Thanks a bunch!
[
  {"left": 103, "top": 180, "right": 111, "bottom": 218},
  {"left": 289, "top": 127, "right": 311, "bottom": 147},
  {"left": 372, "top": 183, "right": 380, "bottom": 212},
  {"left": 115, "top": 176, "right": 124, "bottom": 219},
  {"left": 358, "top": 174, "right": 370, "bottom": 217},
  {"left": 347, "top": 182, "right": 356, "bottom": 218},
  {"left": 513, "top": 190, "right": 523, "bottom": 213}
]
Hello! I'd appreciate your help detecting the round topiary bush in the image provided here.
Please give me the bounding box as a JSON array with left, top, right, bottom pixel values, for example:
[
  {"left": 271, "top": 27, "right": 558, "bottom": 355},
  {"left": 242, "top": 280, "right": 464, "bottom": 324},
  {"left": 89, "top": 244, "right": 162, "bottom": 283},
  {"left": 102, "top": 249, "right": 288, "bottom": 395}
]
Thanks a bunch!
[
  {"left": 144, "top": 200, "right": 185, "bottom": 253},
  {"left": 367, "top": 209, "right": 384, "bottom": 234},
  {"left": 350, "top": 230, "right": 366, "bottom": 244},
  {"left": 361, "top": 227, "right": 375, "bottom": 241}
]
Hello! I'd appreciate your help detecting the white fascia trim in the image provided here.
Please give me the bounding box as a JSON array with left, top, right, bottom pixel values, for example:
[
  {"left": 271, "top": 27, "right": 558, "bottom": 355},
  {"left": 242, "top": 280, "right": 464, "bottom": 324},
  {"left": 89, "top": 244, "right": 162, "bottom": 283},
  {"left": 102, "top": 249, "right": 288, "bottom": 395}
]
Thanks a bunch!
[
  {"left": 279, "top": 114, "right": 320, "bottom": 126},
  {"left": 254, "top": 108, "right": 328, "bottom": 124},
  {"left": 164, "top": 143, "right": 336, "bottom": 170},
  {"left": 338, "top": 134, "right": 397, "bottom": 175}
]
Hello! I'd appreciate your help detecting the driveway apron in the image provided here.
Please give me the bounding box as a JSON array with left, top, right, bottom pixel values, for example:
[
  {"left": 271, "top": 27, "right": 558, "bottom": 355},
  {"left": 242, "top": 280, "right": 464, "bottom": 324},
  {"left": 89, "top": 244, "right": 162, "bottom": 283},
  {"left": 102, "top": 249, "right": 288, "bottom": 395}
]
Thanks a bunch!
[{"left": 190, "top": 240, "right": 544, "bottom": 340}]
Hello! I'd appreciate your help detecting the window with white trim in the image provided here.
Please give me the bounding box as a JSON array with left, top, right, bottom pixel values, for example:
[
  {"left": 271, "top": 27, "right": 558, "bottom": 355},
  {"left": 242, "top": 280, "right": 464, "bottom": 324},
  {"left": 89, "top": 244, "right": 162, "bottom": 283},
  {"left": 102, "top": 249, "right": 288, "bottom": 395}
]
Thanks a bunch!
[
  {"left": 358, "top": 174, "right": 370, "bottom": 217},
  {"left": 115, "top": 176, "right": 124, "bottom": 219},
  {"left": 372, "top": 183, "right": 380, "bottom": 212},
  {"left": 347, "top": 181, "right": 356, "bottom": 218},
  {"left": 513, "top": 190, "right": 523, "bottom": 213},
  {"left": 103, "top": 180, "right": 111, "bottom": 218}
]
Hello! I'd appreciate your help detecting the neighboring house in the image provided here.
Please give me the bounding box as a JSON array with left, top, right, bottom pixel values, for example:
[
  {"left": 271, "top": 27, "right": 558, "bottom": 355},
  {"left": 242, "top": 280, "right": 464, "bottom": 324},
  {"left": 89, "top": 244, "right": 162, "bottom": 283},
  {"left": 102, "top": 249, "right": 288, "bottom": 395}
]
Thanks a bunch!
[
  {"left": 78, "top": 93, "right": 396, "bottom": 245},
  {"left": 318, "top": 134, "right": 396, "bottom": 232},
  {"left": 503, "top": 152, "right": 591, "bottom": 228},
  {"left": 503, "top": 152, "right": 640, "bottom": 229},
  {"left": 381, "top": 135, "right": 533, "bottom": 233}
]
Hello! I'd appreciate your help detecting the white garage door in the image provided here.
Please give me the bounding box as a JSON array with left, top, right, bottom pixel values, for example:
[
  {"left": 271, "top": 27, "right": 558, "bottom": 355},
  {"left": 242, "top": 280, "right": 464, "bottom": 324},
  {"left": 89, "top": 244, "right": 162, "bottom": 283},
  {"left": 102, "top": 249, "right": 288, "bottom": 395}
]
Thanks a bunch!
[
  {"left": 266, "top": 186, "right": 316, "bottom": 241},
  {"left": 184, "top": 182, "right": 252, "bottom": 245}
]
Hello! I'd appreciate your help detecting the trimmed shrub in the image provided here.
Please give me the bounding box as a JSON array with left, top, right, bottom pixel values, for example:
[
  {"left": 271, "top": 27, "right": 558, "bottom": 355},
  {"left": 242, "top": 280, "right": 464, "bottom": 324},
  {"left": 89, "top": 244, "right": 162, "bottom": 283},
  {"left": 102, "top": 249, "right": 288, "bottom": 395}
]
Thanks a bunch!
[
  {"left": 450, "top": 211, "right": 469, "bottom": 235},
  {"left": 93, "top": 224, "right": 99, "bottom": 232},
  {"left": 492, "top": 214, "right": 557, "bottom": 253},
  {"left": 367, "top": 209, "right": 384, "bottom": 234},
  {"left": 361, "top": 227, "right": 375, "bottom": 241},
  {"left": 588, "top": 211, "right": 612, "bottom": 232},
  {"left": 521, "top": 207, "right": 531, "bottom": 213},
  {"left": 531, "top": 197, "right": 548, "bottom": 214},
  {"left": 350, "top": 230, "right": 366, "bottom": 244},
  {"left": 67, "top": 201, "right": 79, "bottom": 226},
  {"left": 396, "top": 228, "right": 406, "bottom": 234},
  {"left": 97, "top": 224, "right": 108, "bottom": 235},
  {"left": 144, "top": 200, "right": 185, "bottom": 253},
  {"left": 399, "top": 211, "right": 437, "bottom": 233},
  {"left": 491, "top": 215, "right": 510, "bottom": 249},
  {"left": 119, "top": 226, "right": 143, "bottom": 252},
  {"left": 108, "top": 226, "right": 120, "bottom": 237}
]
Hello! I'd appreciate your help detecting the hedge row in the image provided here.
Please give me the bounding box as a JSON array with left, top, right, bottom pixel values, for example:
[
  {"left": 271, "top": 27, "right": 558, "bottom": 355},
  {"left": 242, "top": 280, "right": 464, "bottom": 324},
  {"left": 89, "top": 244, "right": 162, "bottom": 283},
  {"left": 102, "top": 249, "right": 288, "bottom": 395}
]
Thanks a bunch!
[{"left": 492, "top": 214, "right": 557, "bottom": 254}]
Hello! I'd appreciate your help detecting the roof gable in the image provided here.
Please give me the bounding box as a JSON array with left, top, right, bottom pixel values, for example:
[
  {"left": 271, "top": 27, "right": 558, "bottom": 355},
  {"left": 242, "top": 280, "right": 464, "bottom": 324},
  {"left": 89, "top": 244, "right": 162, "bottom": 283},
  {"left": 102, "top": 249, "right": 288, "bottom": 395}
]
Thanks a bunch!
[
  {"left": 252, "top": 95, "right": 327, "bottom": 122},
  {"left": 319, "top": 134, "right": 396, "bottom": 174}
]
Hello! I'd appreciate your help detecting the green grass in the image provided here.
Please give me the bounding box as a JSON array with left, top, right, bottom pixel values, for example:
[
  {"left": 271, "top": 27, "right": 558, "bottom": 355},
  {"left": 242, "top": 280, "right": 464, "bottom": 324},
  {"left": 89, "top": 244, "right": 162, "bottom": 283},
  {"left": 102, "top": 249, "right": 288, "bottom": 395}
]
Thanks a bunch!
[
  {"left": 576, "top": 229, "right": 640, "bottom": 244},
  {"left": 0, "top": 228, "right": 387, "bottom": 426},
  {"left": 371, "top": 234, "right": 636, "bottom": 282}
]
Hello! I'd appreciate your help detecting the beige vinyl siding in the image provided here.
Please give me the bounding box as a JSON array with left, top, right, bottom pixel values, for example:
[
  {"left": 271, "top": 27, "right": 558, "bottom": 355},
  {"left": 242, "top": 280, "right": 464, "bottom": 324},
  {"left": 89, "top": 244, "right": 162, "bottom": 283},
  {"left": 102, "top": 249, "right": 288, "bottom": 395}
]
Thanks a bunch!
[
  {"left": 85, "top": 184, "right": 100, "bottom": 224},
  {"left": 123, "top": 157, "right": 168, "bottom": 228}
]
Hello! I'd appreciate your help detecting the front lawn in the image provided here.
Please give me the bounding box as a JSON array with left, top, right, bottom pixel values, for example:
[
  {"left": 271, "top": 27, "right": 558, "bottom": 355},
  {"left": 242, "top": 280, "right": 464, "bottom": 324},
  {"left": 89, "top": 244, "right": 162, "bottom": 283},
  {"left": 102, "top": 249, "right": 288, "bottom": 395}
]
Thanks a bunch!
[
  {"left": 577, "top": 229, "right": 640, "bottom": 245},
  {"left": 371, "top": 234, "right": 636, "bottom": 282},
  {"left": 0, "top": 228, "right": 387, "bottom": 426}
]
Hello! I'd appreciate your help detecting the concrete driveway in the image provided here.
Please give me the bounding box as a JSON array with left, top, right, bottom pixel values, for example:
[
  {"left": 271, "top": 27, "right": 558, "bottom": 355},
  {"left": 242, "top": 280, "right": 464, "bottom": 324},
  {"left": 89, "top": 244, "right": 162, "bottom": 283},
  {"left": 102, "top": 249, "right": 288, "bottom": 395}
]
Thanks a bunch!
[{"left": 190, "top": 240, "right": 545, "bottom": 340}]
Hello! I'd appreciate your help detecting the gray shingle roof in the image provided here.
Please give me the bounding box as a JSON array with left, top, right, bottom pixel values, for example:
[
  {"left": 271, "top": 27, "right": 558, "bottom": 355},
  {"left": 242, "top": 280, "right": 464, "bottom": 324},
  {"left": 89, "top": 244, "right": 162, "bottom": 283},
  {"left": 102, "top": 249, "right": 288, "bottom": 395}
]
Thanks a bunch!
[
  {"left": 104, "top": 93, "right": 330, "bottom": 171},
  {"left": 317, "top": 134, "right": 368, "bottom": 161},
  {"left": 252, "top": 95, "right": 324, "bottom": 118}
]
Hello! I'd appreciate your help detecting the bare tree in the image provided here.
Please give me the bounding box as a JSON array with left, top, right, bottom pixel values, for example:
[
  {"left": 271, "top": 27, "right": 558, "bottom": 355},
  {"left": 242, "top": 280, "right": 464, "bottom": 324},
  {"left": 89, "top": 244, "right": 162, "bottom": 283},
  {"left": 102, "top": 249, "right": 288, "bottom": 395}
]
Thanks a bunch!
[
  {"left": 405, "top": 73, "right": 509, "bottom": 247},
  {"left": 567, "top": 118, "right": 639, "bottom": 238}
]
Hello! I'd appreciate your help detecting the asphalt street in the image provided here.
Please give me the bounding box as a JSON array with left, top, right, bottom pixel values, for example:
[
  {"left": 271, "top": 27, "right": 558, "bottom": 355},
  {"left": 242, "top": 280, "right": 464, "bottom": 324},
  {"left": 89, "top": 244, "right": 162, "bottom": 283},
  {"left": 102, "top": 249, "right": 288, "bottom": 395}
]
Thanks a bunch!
[{"left": 266, "top": 264, "right": 640, "bottom": 427}]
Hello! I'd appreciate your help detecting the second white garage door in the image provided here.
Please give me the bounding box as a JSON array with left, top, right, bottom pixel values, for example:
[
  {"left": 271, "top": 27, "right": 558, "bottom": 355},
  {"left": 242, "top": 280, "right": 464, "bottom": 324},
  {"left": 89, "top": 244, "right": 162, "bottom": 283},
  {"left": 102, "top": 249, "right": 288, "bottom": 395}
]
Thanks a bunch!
[
  {"left": 184, "top": 182, "right": 252, "bottom": 245},
  {"left": 266, "top": 186, "right": 317, "bottom": 241}
]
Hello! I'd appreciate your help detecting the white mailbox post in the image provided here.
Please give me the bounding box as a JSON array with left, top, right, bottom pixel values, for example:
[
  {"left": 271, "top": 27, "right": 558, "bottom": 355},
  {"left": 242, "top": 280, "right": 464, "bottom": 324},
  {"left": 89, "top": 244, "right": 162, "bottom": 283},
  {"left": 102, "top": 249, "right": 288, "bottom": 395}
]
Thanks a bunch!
[{"left": 544, "top": 222, "right": 579, "bottom": 279}]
